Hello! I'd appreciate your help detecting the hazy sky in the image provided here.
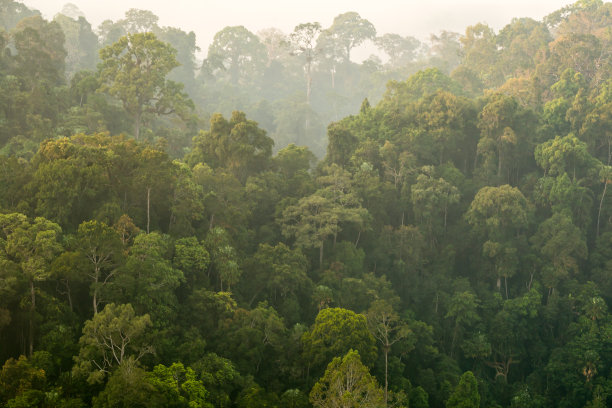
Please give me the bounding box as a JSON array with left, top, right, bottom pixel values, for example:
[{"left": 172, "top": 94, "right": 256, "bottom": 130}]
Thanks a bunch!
[{"left": 21, "top": 0, "right": 575, "bottom": 61}]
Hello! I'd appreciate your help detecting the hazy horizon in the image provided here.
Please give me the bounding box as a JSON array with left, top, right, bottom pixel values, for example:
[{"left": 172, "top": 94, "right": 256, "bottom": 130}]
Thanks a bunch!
[{"left": 21, "top": 0, "right": 575, "bottom": 61}]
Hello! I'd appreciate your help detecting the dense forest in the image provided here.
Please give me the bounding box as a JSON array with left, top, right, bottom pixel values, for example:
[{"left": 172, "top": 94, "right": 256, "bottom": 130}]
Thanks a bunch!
[{"left": 2, "top": 0, "right": 612, "bottom": 406}]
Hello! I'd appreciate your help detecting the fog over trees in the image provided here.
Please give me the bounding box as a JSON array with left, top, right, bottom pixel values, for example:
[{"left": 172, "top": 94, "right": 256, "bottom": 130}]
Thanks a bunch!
[{"left": 2, "top": 0, "right": 612, "bottom": 407}]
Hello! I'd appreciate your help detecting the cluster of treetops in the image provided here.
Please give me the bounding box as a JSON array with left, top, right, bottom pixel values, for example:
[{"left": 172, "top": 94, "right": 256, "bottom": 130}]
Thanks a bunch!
[{"left": 3, "top": 0, "right": 612, "bottom": 406}]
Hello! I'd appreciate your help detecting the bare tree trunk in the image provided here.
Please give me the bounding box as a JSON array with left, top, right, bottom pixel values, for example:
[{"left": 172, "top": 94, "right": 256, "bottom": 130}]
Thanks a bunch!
[
  {"left": 596, "top": 140, "right": 611, "bottom": 237},
  {"left": 597, "top": 181, "right": 608, "bottom": 237},
  {"left": 146, "top": 187, "right": 151, "bottom": 234},
  {"left": 319, "top": 243, "right": 324, "bottom": 267},
  {"left": 306, "top": 61, "right": 312, "bottom": 106},
  {"left": 66, "top": 284, "right": 73, "bottom": 312},
  {"left": 134, "top": 112, "right": 141, "bottom": 140},
  {"left": 505, "top": 276, "right": 509, "bottom": 299},
  {"left": 29, "top": 280, "right": 35, "bottom": 357},
  {"left": 384, "top": 348, "right": 389, "bottom": 407}
]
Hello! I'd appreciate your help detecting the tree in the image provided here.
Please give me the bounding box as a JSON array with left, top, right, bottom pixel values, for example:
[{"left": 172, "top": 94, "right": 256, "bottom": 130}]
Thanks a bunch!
[
  {"left": 366, "top": 300, "right": 413, "bottom": 406},
  {"left": 241, "top": 243, "right": 310, "bottom": 322},
  {"left": 113, "top": 232, "right": 183, "bottom": 325},
  {"left": 324, "top": 12, "right": 376, "bottom": 63},
  {"left": 534, "top": 134, "right": 594, "bottom": 181},
  {"left": 375, "top": 33, "right": 421, "bottom": 69},
  {"left": 446, "top": 292, "right": 480, "bottom": 358},
  {"left": 465, "top": 185, "right": 529, "bottom": 295},
  {"left": 205, "top": 26, "right": 267, "bottom": 85},
  {"left": 446, "top": 371, "right": 480, "bottom": 408},
  {"left": 0, "top": 355, "right": 46, "bottom": 404},
  {"left": 281, "top": 166, "right": 369, "bottom": 267},
  {"left": 429, "top": 31, "right": 462, "bottom": 73},
  {"left": 281, "top": 193, "right": 338, "bottom": 267},
  {"left": 77, "top": 220, "right": 124, "bottom": 315},
  {"left": 530, "top": 210, "right": 587, "bottom": 291},
  {"left": 92, "top": 357, "right": 154, "bottom": 408},
  {"left": 411, "top": 167, "right": 460, "bottom": 245},
  {"left": 189, "top": 111, "right": 274, "bottom": 183},
  {"left": 73, "top": 303, "right": 152, "bottom": 384},
  {"left": 290, "top": 22, "right": 322, "bottom": 105},
  {"left": 477, "top": 93, "right": 534, "bottom": 184},
  {"left": 98, "top": 32, "right": 193, "bottom": 139},
  {"left": 326, "top": 122, "right": 358, "bottom": 168},
  {"left": 173, "top": 237, "right": 210, "bottom": 291},
  {"left": 309, "top": 349, "right": 384, "bottom": 408},
  {"left": 204, "top": 227, "right": 240, "bottom": 292},
  {"left": 302, "top": 308, "right": 377, "bottom": 377},
  {"left": 53, "top": 13, "right": 99, "bottom": 77},
  {"left": 146, "top": 362, "right": 213, "bottom": 408},
  {"left": 274, "top": 143, "right": 316, "bottom": 179},
  {"left": 460, "top": 23, "right": 500, "bottom": 86},
  {"left": 11, "top": 16, "right": 66, "bottom": 88},
  {"left": 219, "top": 303, "right": 287, "bottom": 379},
  {"left": 0, "top": 213, "right": 62, "bottom": 356},
  {"left": 0, "top": 0, "right": 40, "bottom": 31}
]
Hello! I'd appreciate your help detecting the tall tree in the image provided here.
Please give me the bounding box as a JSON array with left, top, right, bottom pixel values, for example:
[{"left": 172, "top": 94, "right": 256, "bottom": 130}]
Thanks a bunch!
[
  {"left": 0, "top": 214, "right": 62, "bottom": 356},
  {"left": 73, "top": 303, "right": 152, "bottom": 384},
  {"left": 366, "top": 300, "right": 413, "bottom": 406},
  {"left": 76, "top": 220, "right": 124, "bottom": 315},
  {"left": 205, "top": 26, "right": 267, "bottom": 85},
  {"left": 446, "top": 371, "right": 480, "bottom": 408},
  {"left": 98, "top": 32, "right": 193, "bottom": 139},
  {"left": 309, "top": 349, "right": 384, "bottom": 408},
  {"left": 302, "top": 307, "right": 377, "bottom": 377},
  {"left": 324, "top": 12, "right": 376, "bottom": 63},
  {"left": 290, "top": 22, "right": 322, "bottom": 105}
]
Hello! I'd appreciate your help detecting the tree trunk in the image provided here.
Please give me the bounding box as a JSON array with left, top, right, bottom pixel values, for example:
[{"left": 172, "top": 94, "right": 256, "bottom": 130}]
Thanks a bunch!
[
  {"left": 319, "top": 243, "right": 324, "bottom": 267},
  {"left": 505, "top": 275, "right": 509, "bottom": 299},
  {"left": 597, "top": 141, "right": 611, "bottom": 237},
  {"left": 134, "top": 112, "right": 141, "bottom": 140},
  {"left": 384, "top": 347, "right": 389, "bottom": 407},
  {"left": 146, "top": 187, "right": 151, "bottom": 234},
  {"left": 93, "top": 266, "right": 99, "bottom": 315},
  {"left": 66, "top": 282, "right": 73, "bottom": 312},
  {"left": 29, "top": 279, "right": 35, "bottom": 357},
  {"left": 306, "top": 59, "right": 312, "bottom": 106}
]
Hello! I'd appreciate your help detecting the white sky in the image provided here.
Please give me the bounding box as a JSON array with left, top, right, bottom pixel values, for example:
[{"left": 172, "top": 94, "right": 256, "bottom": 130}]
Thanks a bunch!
[{"left": 21, "top": 0, "right": 575, "bottom": 61}]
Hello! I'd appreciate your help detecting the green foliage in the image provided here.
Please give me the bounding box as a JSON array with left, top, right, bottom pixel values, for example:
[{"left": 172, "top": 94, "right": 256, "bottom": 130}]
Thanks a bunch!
[
  {"left": 5, "top": 3, "right": 612, "bottom": 408},
  {"left": 146, "top": 362, "right": 213, "bottom": 408},
  {"left": 98, "top": 32, "right": 192, "bottom": 139},
  {"left": 73, "top": 303, "right": 152, "bottom": 383},
  {"left": 309, "top": 349, "right": 383, "bottom": 408},
  {"left": 446, "top": 371, "right": 480, "bottom": 408},
  {"left": 302, "top": 308, "right": 377, "bottom": 374},
  {"left": 189, "top": 111, "right": 274, "bottom": 183}
]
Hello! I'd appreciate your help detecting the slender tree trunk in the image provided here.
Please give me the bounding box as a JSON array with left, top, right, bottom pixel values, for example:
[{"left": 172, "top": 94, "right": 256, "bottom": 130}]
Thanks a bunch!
[
  {"left": 497, "top": 146, "right": 503, "bottom": 182},
  {"left": 306, "top": 60, "right": 312, "bottom": 106},
  {"left": 597, "top": 140, "right": 611, "bottom": 237},
  {"left": 66, "top": 283, "right": 73, "bottom": 312},
  {"left": 319, "top": 243, "right": 324, "bottom": 267},
  {"left": 384, "top": 347, "right": 389, "bottom": 407},
  {"left": 93, "top": 267, "right": 99, "bottom": 315},
  {"left": 146, "top": 187, "right": 151, "bottom": 234},
  {"left": 29, "top": 279, "right": 35, "bottom": 357},
  {"left": 597, "top": 178, "right": 609, "bottom": 238},
  {"left": 443, "top": 204, "right": 448, "bottom": 231},
  {"left": 505, "top": 276, "right": 509, "bottom": 299},
  {"left": 134, "top": 112, "right": 141, "bottom": 140}
]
